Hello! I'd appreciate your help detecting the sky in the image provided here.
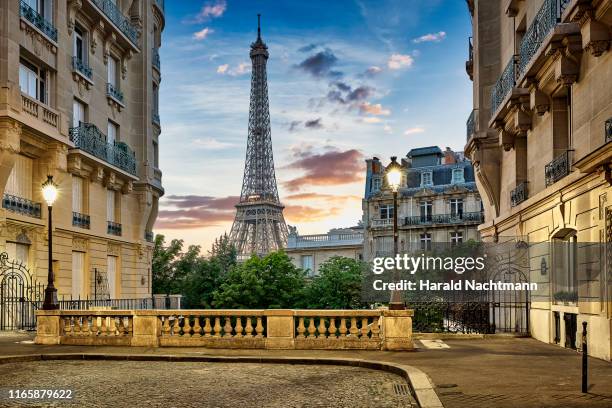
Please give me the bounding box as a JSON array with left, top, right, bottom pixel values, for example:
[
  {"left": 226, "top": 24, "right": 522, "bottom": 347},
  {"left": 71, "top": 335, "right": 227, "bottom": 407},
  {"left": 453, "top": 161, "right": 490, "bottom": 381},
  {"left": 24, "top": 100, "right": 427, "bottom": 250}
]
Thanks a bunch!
[{"left": 154, "top": 0, "right": 473, "bottom": 253}]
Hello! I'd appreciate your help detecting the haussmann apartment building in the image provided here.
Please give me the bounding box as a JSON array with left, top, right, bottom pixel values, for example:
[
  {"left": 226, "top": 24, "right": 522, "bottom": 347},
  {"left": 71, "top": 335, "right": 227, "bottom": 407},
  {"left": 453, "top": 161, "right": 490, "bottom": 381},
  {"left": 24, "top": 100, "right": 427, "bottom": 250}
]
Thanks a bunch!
[
  {"left": 0, "top": 0, "right": 164, "bottom": 302},
  {"left": 465, "top": 0, "right": 611, "bottom": 359}
]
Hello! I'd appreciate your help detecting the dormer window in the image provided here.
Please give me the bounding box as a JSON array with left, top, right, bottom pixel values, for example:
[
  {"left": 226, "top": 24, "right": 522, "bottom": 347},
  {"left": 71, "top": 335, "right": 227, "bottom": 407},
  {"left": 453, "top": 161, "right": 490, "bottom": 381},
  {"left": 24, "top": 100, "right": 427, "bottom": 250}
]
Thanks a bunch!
[
  {"left": 373, "top": 178, "right": 381, "bottom": 191},
  {"left": 421, "top": 171, "right": 433, "bottom": 187},
  {"left": 452, "top": 168, "right": 465, "bottom": 184}
]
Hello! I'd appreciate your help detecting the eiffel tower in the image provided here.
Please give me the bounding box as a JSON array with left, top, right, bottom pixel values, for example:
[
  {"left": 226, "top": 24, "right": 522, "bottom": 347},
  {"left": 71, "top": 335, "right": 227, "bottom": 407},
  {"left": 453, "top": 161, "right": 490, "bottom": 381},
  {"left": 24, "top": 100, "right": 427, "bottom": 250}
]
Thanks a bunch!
[{"left": 229, "top": 15, "right": 288, "bottom": 259}]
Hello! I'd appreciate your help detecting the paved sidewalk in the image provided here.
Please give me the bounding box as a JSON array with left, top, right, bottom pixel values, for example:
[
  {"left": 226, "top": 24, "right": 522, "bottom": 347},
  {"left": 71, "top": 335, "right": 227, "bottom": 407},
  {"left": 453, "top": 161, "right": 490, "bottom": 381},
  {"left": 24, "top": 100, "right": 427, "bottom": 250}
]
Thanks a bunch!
[{"left": 1, "top": 332, "right": 611, "bottom": 408}]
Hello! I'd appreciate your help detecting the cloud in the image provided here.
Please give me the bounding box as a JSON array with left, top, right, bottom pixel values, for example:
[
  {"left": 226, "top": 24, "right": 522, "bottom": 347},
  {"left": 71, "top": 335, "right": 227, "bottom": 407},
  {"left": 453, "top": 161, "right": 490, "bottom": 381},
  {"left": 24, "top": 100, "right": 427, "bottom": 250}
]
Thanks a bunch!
[
  {"left": 216, "top": 62, "right": 251, "bottom": 76},
  {"left": 296, "top": 49, "right": 341, "bottom": 78},
  {"left": 387, "top": 54, "right": 414, "bottom": 70},
  {"left": 304, "top": 118, "right": 323, "bottom": 129},
  {"left": 359, "top": 102, "right": 391, "bottom": 116},
  {"left": 284, "top": 205, "right": 342, "bottom": 222},
  {"left": 413, "top": 31, "right": 447, "bottom": 43},
  {"left": 216, "top": 64, "right": 229, "bottom": 74},
  {"left": 298, "top": 43, "right": 320, "bottom": 53},
  {"left": 364, "top": 66, "right": 383, "bottom": 76},
  {"left": 325, "top": 82, "right": 373, "bottom": 106},
  {"left": 282, "top": 148, "right": 365, "bottom": 191},
  {"left": 362, "top": 117, "right": 382, "bottom": 123},
  {"left": 383, "top": 124, "right": 393, "bottom": 133},
  {"left": 192, "top": 137, "right": 236, "bottom": 150},
  {"left": 193, "top": 27, "right": 214, "bottom": 41},
  {"left": 188, "top": 0, "right": 227, "bottom": 23},
  {"left": 288, "top": 121, "right": 302, "bottom": 132},
  {"left": 404, "top": 127, "right": 425, "bottom": 135},
  {"left": 156, "top": 195, "right": 238, "bottom": 229}
]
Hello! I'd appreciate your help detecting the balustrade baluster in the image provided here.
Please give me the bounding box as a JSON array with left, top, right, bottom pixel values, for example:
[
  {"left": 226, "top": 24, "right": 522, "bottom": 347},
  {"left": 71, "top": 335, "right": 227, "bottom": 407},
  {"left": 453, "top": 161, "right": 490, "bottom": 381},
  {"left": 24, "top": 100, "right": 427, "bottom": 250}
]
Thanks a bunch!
[
  {"left": 213, "top": 317, "right": 222, "bottom": 337},
  {"left": 109, "top": 316, "right": 117, "bottom": 336},
  {"left": 223, "top": 317, "right": 233, "bottom": 337},
  {"left": 126, "top": 317, "right": 133, "bottom": 336},
  {"left": 361, "top": 317, "right": 369, "bottom": 339},
  {"left": 255, "top": 317, "right": 264, "bottom": 338},
  {"left": 172, "top": 316, "right": 180, "bottom": 336},
  {"left": 82, "top": 317, "right": 90, "bottom": 336},
  {"left": 234, "top": 317, "right": 243, "bottom": 338},
  {"left": 203, "top": 317, "right": 212, "bottom": 337},
  {"left": 349, "top": 317, "right": 359, "bottom": 337},
  {"left": 339, "top": 318, "right": 347, "bottom": 337},
  {"left": 192, "top": 316, "right": 202, "bottom": 337},
  {"left": 162, "top": 317, "right": 170, "bottom": 336},
  {"left": 328, "top": 317, "right": 337, "bottom": 339},
  {"left": 100, "top": 316, "right": 108, "bottom": 336},
  {"left": 370, "top": 317, "right": 380, "bottom": 339},
  {"left": 64, "top": 317, "right": 72, "bottom": 336},
  {"left": 296, "top": 317, "right": 306, "bottom": 339},
  {"left": 182, "top": 315, "right": 192, "bottom": 337},
  {"left": 307, "top": 318, "right": 316, "bottom": 339},
  {"left": 91, "top": 316, "right": 99, "bottom": 335},
  {"left": 73, "top": 317, "right": 82, "bottom": 335},
  {"left": 244, "top": 317, "right": 253, "bottom": 338},
  {"left": 317, "top": 317, "right": 327, "bottom": 339}
]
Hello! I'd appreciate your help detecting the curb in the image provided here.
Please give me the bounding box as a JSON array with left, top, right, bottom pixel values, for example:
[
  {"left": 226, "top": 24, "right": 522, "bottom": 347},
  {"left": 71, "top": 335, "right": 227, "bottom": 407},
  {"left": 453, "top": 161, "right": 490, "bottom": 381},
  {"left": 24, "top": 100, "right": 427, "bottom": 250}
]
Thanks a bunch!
[{"left": 0, "top": 353, "right": 444, "bottom": 408}]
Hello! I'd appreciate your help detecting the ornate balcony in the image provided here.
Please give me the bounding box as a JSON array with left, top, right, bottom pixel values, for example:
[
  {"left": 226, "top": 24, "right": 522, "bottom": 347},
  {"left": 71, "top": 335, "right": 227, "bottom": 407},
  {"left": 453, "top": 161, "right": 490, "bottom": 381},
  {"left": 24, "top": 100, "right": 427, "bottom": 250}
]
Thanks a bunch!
[
  {"left": 69, "top": 123, "right": 137, "bottom": 176},
  {"left": 404, "top": 212, "right": 483, "bottom": 226},
  {"left": 466, "top": 109, "right": 476, "bottom": 142},
  {"left": 106, "top": 83, "right": 124, "bottom": 104},
  {"left": 490, "top": 56, "right": 517, "bottom": 115},
  {"left": 545, "top": 151, "right": 571, "bottom": 187},
  {"left": 72, "top": 212, "right": 91, "bottom": 229},
  {"left": 511, "top": 182, "right": 528, "bottom": 207},
  {"left": 90, "top": 0, "right": 139, "bottom": 46},
  {"left": 2, "top": 194, "right": 41, "bottom": 218},
  {"left": 287, "top": 232, "right": 363, "bottom": 249},
  {"left": 72, "top": 57, "right": 93, "bottom": 81},
  {"left": 21, "top": 93, "right": 60, "bottom": 133},
  {"left": 154, "top": 0, "right": 165, "bottom": 14},
  {"left": 19, "top": 0, "right": 57, "bottom": 42},
  {"left": 152, "top": 48, "right": 161, "bottom": 71},
  {"left": 145, "top": 230, "right": 154, "bottom": 243},
  {"left": 605, "top": 118, "right": 612, "bottom": 144},
  {"left": 465, "top": 36, "right": 473, "bottom": 80},
  {"left": 371, "top": 218, "right": 392, "bottom": 227},
  {"left": 518, "top": 0, "right": 572, "bottom": 76},
  {"left": 107, "top": 221, "right": 122, "bottom": 236},
  {"left": 152, "top": 112, "right": 160, "bottom": 126}
]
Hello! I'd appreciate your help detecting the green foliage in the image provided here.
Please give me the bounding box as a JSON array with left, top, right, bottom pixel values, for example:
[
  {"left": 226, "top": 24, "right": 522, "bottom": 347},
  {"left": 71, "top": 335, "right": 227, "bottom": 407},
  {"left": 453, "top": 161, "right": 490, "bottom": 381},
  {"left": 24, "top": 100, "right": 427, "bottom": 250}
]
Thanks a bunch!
[
  {"left": 212, "top": 251, "right": 306, "bottom": 309},
  {"left": 300, "top": 256, "right": 366, "bottom": 309},
  {"left": 152, "top": 234, "right": 185, "bottom": 295}
]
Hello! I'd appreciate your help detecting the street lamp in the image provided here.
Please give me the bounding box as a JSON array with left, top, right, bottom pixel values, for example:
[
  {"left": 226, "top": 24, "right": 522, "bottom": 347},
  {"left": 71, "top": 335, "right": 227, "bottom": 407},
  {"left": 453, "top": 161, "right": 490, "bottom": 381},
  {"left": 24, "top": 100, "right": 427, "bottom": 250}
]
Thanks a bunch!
[
  {"left": 386, "top": 157, "right": 405, "bottom": 310},
  {"left": 42, "top": 175, "right": 59, "bottom": 310}
]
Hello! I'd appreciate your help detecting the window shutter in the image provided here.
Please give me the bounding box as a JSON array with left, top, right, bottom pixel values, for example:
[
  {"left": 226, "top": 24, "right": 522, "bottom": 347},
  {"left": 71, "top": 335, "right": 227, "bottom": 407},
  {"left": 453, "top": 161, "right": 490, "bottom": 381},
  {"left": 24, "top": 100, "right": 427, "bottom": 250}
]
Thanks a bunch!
[
  {"left": 72, "top": 176, "right": 83, "bottom": 212},
  {"left": 107, "top": 255, "right": 117, "bottom": 298},
  {"left": 107, "top": 189, "right": 115, "bottom": 222},
  {"left": 72, "top": 251, "right": 84, "bottom": 298}
]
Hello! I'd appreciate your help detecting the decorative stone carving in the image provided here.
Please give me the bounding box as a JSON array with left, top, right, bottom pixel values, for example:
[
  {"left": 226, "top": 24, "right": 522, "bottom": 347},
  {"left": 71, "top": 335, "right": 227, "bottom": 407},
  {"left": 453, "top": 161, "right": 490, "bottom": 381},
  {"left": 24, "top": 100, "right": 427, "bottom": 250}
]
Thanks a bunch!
[
  {"left": 103, "top": 32, "right": 117, "bottom": 65},
  {"left": 73, "top": 237, "right": 88, "bottom": 251},
  {"left": 530, "top": 88, "right": 550, "bottom": 116},
  {"left": 581, "top": 19, "right": 610, "bottom": 57},
  {"left": 19, "top": 20, "right": 57, "bottom": 54},
  {"left": 121, "top": 50, "right": 133, "bottom": 80},
  {"left": 91, "top": 166, "right": 105, "bottom": 183},
  {"left": 500, "top": 129, "right": 515, "bottom": 152},
  {"left": 15, "top": 230, "right": 32, "bottom": 245},
  {"left": 107, "top": 243, "right": 121, "bottom": 256},
  {"left": 104, "top": 172, "right": 117, "bottom": 189},
  {"left": 122, "top": 180, "right": 133, "bottom": 195},
  {"left": 0, "top": 119, "right": 22, "bottom": 154},
  {"left": 67, "top": 0, "right": 83, "bottom": 35}
]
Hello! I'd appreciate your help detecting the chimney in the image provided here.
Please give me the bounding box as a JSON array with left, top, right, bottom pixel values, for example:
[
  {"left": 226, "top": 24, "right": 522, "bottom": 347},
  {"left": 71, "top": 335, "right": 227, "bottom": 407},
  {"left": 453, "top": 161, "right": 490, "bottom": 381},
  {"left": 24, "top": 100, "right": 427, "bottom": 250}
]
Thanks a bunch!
[{"left": 443, "top": 147, "right": 456, "bottom": 164}]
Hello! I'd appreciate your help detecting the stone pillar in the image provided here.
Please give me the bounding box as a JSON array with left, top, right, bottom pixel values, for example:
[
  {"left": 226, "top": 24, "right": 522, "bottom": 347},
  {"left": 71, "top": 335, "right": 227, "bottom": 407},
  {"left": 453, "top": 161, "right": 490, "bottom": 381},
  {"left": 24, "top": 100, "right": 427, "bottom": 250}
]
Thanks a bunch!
[
  {"left": 264, "top": 309, "right": 295, "bottom": 349},
  {"left": 34, "top": 310, "right": 61, "bottom": 345},
  {"left": 131, "top": 311, "right": 159, "bottom": 347},
  {"left": 382, "top": 309, "right": 414, "bottom": 351}
]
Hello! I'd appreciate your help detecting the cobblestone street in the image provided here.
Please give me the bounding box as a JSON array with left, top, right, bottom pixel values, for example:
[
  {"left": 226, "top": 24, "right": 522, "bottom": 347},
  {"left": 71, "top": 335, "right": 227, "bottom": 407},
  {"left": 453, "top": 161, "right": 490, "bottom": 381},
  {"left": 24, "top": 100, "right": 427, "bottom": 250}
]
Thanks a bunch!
[{"left": 0, "top": 360, "right": 416, "bottom": 408}]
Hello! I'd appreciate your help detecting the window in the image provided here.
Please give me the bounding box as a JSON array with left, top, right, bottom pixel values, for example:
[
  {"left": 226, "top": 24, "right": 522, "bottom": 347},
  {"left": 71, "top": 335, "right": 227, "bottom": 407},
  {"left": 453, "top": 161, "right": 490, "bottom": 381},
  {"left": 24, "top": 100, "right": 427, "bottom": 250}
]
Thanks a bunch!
[
  {"left": 107, "top": 121, "right": 118, "bottom": 144},
  {"left": 421, "top": 171, "right": 433, "bottom": 187},
  {"left": 72, "top": 99, "right": 86, "bottom": 127},
  {"left": 108, "top": 56, "right": 118, "bottom": 87},
  {"left": 72, "top": 251, "right": 85, "bottom": 298},
  {"left": 450, "top": 232, "right": 463, "bottom": 246},
  {"left": 420, "top": 233, "right": 432, "bottom": 251},
  {"left": 450, "top": 198, "right": 464, "bottom": 218},
  {"left": 153, "top": 141, "right": 159, "bottom": 168},
  {"left": 419, "top": 201, "right": 432, "bottom": 222},
  {"left": 107, "top": 255, "right": 117, "bottom": 298},
  {"left": 451, "top": 168, "right": 465, "bottom": 184},
  {"left": 6, "top": 155, "right": 33, "bottom": 199},
  {"left": 19, "top": 59, "right": 47, "bottom": 103},
  {"left": 301, "top": 255, "right": 314, "bottom": 276},
  {"left": 372, "top": 178, "right": 381, "bottom": 191},
  {"left": 153, "top": 83, "right": 159, "bottom": 115},
  {"left": 379, "top": 204, "right": 394, "bottom": 220},
  {"left": 72, "top": 176, "right": 84, "bottom": 213},
  {"left": 24, "top": 0, "right": 51, "bottom": 18},
  {"left": 107, "top": 189, "right": 116, "bottom": 222},
  {"left": 6, "top": 242, "right": 29, "bottom": 267},
  {"left": 73, "top": 26, "right": 86, "bottom": 63}
]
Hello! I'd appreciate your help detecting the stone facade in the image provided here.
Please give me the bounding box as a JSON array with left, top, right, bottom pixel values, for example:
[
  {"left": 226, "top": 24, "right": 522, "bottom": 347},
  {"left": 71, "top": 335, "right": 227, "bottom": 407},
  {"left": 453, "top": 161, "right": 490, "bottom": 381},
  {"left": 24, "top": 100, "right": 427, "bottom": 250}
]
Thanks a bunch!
[
  {"left": 465, "top": 0, "right": 612, "bottom": 360},
  {"left": 0, "top": 0, "right": 164, "bottom": 299},
  {"left": 363, "top": 147, "right": 482, "bottom": 261}
]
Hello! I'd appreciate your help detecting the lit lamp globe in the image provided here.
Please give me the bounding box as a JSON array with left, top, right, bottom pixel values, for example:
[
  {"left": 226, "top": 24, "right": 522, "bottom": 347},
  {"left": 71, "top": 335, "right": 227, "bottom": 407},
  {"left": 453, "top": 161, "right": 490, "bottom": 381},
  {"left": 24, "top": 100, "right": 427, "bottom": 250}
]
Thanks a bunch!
[
  {"left": 386, "top": 156, "right": 402, "bottom": 192},
  {"left": 42, "top": 175, "right": 58, "bottom": 206}
]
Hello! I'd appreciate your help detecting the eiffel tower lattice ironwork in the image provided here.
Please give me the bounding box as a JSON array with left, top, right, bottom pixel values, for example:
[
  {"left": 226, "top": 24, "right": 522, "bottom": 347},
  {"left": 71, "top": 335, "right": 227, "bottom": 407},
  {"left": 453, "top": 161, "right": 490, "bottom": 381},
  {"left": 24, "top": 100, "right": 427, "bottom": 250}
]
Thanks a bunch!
[{"left": 229, "top": 15, "right": 288, "bottom": 259}]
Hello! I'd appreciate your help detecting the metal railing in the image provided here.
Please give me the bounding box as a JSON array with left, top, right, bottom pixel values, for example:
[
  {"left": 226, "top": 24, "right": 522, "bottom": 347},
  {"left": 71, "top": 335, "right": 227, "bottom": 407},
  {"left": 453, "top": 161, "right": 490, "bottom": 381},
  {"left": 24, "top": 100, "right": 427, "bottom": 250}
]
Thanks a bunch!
[
  {"left": 72, "top": 56, "right": 93, "bottom": 80},
  {"left": 107, "top": 221, "right": 122, "bottom": 236},
  {"left": 154, "top": 0, "right": 165, "bottom": 13},
  {"left": 145, "top": 230, "right": 154, "bottom": 242},
  {"left": 152, "top": 112, "right": 160, "bottom": 125},
  {"left": 511, "top": 182, "right": 528, "bottom": 207},
  {"left": 69, "top": 123, "right": 137, "bottom": 175},
  {"left": 106, "top": 82, "right": 124, "bottom": 104},
  {"left": 405, "top": 212, "right": 484, "bottom": 226},
  {"left": 545, "top": 151, "right": 571, "bottom": 187},
  {"left": 72, "top": 212, "right": 91, "bottom": 229},
  {"left": 19, "top": 0, "right": 57, "bottom": 42},
  {"left": 287, "top": 232, "right": 363, "bottom": 249},
  {"left": 605, "top": 118, "right": 612, "bottom": 144},
  {"left": 152, "top": 48, "right": 161, "bottom": 71},
  {"left": 491, "top": 56, "right": 517, "bottom": 114},
  {"left": 2, "top": 194, "right": 41, "bottom": 218},
  {"left": 518, "top": 0, "right": 570, "bottom": 75},
  {"left": 466, "top": 36, "right": 474, "bottom": 79},
  {"left": 53, "top": 297, "right": 155, "bottom": 310},
  {"left": 467, "top": 109, "right": 476, "bottom": 141},
  {"left": 90, "top": 0, "right": 139, "bottom": 46}
]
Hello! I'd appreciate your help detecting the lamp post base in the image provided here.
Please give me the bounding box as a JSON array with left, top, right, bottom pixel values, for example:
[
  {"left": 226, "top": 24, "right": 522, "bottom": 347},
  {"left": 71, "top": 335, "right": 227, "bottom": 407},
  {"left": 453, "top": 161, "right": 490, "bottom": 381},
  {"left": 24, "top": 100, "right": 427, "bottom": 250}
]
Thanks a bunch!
[
  {"left": 42, "top": 286, "right": 59, "bottom": 310},
  {"left": 388, "top": 302, "right": 406, "bottom": 310}
]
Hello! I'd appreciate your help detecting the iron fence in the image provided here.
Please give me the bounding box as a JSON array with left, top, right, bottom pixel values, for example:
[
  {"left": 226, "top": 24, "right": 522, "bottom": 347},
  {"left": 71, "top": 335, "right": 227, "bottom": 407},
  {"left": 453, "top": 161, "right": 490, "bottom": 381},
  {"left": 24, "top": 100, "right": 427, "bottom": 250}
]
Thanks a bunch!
[
  {"left": 152, "top": 48, "right": 161, "bottom": 71},
  {"left": 106, "top": 82, "right": 124, "bottom": 104},
  {"left": 405, "top": 212, "right": 483, "bottom": 226},
  {"left": 2, "top": 194, "right": 41, "bottom": 218},
  {"left": 511, "top": 181, "right": 528, "bottom": 207},
  {"left": 466, "top": 109, "right": 476, "bottom": 141},
  {"left": 545, "top": 151, "right": 571, "bottom": 187},
  {"left": 19, "top": 0, "right": 57, "bottom": 41},
  {"left": 72, "top": 56, "right": 92, "bottom": 80},
  {"left": 72, "top": 211, "right": 90, "bottom": 229},
  {"left": 491, "top": 56, "right": 517, "bottom": 114},
  {"left": 90, "top": 0, "right": 139, "bottom": 46}
]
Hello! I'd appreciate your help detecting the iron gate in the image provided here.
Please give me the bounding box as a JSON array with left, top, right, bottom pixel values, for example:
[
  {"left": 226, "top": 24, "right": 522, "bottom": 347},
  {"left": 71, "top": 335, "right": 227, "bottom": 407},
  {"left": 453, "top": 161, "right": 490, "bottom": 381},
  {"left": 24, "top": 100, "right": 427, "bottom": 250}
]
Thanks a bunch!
[{"left": 0, "top": 252, "right": 43, "bottom": 331}]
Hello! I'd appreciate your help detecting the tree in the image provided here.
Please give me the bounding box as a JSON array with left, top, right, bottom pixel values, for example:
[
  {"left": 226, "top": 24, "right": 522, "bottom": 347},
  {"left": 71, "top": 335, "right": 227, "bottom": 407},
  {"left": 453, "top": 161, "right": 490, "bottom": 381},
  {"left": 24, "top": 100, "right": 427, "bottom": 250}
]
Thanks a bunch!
[
  {"left": 209, "top": 233, "right": 237, "bottom": 273},
  {"left": 152, "top": 234, "right": 184, "bottom": 294},
  {"left": 213, "top": 251, "right": 306, "bottom": 309},
  {"left": 301, "top": 256, "right": 366, "bottom": 309}
]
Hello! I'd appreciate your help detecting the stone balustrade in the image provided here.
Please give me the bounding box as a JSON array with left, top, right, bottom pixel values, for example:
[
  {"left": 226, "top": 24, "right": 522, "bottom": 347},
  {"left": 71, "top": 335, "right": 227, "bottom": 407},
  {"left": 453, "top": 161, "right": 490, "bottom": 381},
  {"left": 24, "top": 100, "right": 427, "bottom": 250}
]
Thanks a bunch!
[{"left": 36, "top": 309, "right": 414, "bottom": 350}]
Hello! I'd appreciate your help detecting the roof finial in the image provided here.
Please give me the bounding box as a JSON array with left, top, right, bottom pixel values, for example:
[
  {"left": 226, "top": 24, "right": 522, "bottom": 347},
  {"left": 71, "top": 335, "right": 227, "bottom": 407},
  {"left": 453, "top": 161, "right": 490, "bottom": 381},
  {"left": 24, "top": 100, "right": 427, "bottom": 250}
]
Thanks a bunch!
[{"left": 257, "top": 14, "right": 261, "bottom": 40}]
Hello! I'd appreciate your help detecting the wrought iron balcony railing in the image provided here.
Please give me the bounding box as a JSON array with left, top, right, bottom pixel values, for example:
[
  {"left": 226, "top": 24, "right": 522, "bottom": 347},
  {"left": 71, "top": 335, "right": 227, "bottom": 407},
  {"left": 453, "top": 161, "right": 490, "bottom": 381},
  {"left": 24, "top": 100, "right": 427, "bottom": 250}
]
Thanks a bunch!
[
  {"left": 511, "top": 182, "right": 528, "bottom": 207},
  {"left": 154, "top": 0, "right": 165, "bottom": 13},
  {"left": 605, "top": 118, "right": 612, "bottom": 144},
  {"left": 145, "top": 230, "right": 154, "bottom": 242},
  {"left": 152, "top": 48, "right": 161, "bottom": 71},
  {"left": 90, "top": 0, "right": 139, "bottom": 46},
  {"left": 107, "top": 221, "right": 122, "bottom": 236},
  {"left": 72, "top": 212, "right": 91, "bottom": 229},
  {"left": 69, "top": 123, "right": 137, "bottom": 175},
  {"left": 152, "top": 112, "right": 160, "bottom": 125},
  {"left": 404, "top": 212, "right": 483, "bottom": 226},
  {"left": 518, "top": 0, "right": 572, "bottom": 76},
  {"left": 465, "top": 36, "right": 474, "bottom": 80},
  {"left": 466, "top": 109, "right": 476, "bottom": 141},
  {"left": 72, "top": 56, "right": 93, "bottom": 80},
  {"left": 106, "top": 82, "right": 124, "bottom": 104},
  {"left": 19, "top": 0, "right": 57, "bottom": 42},
  {"left": 490, "top": 56, "right": 517, "bottom": 114},
  {"left": 2, "top": 194, "right": 41, "bottom": 218},
  {"left": 545, "top": 151, "right": 571, "bottom": 187}
]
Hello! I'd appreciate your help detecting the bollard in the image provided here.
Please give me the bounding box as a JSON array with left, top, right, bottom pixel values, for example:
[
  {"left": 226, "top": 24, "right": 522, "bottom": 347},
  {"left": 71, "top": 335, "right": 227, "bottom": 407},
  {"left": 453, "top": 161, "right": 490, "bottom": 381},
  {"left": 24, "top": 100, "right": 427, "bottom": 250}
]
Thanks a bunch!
[{"left": 581, "top": 321, "right": 587, "bottom": 393}]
